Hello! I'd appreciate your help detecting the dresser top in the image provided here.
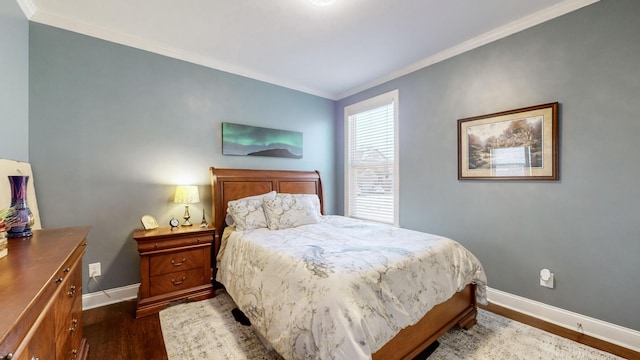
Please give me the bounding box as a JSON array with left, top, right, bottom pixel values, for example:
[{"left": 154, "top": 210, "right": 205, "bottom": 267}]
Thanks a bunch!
[{"left": 0, "top": 226, "right": 91, "bottom": 343}]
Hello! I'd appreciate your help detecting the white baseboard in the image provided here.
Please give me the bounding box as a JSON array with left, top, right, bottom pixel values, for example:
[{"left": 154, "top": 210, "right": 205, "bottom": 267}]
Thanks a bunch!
[
  {"left": 82, "top": 283, "right": 140, "bottom": 310},
  {"left": 487, "top": 287, "right": 640, "bottom": 353}
]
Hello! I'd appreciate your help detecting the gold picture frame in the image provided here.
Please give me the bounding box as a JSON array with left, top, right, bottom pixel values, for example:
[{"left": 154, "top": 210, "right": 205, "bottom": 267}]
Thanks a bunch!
[
  {"left": 140, "top": 214, "right": 159, "bottom": 230},
  {"left": 458, "top": 102, "right": 559, "bottom": 180}
]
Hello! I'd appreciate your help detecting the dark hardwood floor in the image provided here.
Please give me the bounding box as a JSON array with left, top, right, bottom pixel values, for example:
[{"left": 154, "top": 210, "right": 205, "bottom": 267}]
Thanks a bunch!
[
  {"left": 83, "top": 300, "right": 168, "bottom": 360},
  {"left": 83, "top": 300, "right": 639, "bottom": 359}
]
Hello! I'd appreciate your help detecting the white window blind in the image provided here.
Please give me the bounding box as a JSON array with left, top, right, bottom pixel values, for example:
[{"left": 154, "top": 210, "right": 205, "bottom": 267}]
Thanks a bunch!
[{"left": 344, "top": 90, "right": 398, "bottom": 226}]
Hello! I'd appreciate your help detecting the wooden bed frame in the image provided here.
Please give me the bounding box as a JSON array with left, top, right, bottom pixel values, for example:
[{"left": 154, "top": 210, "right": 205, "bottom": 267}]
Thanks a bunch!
[{"left": 209, "top": 167, "right": 478, "bottom": 360}]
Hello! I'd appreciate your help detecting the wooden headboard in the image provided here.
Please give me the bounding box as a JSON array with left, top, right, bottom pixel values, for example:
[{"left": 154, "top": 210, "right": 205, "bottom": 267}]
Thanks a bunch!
[{"left": 209, "top": 167, "right": 324, "bottom": 256}]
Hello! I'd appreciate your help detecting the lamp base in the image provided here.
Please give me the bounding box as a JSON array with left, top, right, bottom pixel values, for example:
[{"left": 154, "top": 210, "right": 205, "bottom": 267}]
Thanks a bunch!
[{"left": 182, "top": 205, "right": 193, "bottom": 226}]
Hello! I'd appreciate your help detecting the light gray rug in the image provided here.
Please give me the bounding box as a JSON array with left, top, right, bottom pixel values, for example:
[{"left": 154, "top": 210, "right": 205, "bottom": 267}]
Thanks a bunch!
[{"left": 159, "top": 291, "right": 622, "bottom": 360}]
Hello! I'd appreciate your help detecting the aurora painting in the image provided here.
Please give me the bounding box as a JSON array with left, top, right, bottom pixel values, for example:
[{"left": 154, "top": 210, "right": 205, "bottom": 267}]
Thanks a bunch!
[{"left": 222, "top": 122, "right": 303, "bottom": 159}]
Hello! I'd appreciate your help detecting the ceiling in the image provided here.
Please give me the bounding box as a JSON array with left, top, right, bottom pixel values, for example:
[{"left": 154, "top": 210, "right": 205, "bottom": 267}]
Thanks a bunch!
[{"left": 19, "top": 0, "right": 598, "bottom": 100}]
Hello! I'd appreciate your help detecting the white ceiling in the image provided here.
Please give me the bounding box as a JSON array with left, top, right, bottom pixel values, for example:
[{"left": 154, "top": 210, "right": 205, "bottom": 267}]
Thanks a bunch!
[{"left": 19, "top": 0, "right": 598, "bottom": 100}]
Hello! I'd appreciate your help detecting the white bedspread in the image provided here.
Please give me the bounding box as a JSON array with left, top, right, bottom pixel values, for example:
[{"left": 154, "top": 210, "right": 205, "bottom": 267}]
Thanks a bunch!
[{"left": 217, "top": 215, "right": 487, "bottom": 360}]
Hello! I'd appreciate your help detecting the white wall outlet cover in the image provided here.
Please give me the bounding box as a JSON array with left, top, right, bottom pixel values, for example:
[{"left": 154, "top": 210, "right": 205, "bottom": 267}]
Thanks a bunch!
[{"left": 89, "top": 262, "right": 101, "bottom": 277}]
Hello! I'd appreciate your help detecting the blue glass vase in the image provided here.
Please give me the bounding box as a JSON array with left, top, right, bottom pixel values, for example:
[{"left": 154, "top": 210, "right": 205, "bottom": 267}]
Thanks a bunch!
[{"left": 7, "top": 175, "right": 33, "bottom": 238}]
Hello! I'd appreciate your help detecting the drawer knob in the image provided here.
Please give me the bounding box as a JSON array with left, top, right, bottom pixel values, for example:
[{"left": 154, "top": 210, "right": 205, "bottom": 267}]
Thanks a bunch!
[
  {"left": 171, "top": 276, "right": 186, "bottom": 285},
  {"left": 171, "top": 258, "right": 187, "bottom": 266},
  {"left": 55, "top": 277, "right": 64, "bottom": 284},
  {"left": 69, "top": 317, "right": 78, "bottom": 333},
  {"left": 68, "top": 285, "right": 77, "bottom": 297},
  {"left": 63, "top": 267, "right": 71, "bottom": 273}
]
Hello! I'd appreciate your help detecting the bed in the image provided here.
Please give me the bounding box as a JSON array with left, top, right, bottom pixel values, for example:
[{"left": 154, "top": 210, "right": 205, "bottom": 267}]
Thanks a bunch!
[{"left": 210, "top": 167, "right": 487, "bottom": 360}]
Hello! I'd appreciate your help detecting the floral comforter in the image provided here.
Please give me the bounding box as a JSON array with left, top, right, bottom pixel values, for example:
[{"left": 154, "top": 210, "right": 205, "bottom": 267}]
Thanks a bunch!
[{"left": 216, "top": 215, "right": 487, "bottom": 360}]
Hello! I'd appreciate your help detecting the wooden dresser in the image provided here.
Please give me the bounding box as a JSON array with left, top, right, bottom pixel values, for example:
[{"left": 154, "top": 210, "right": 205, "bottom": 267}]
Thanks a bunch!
[
  {"left": 133, "top": 226, "right": 215, "bottom": 318},
  {"left": 0, "top": 226, "right": 91, "bottom": 360}
]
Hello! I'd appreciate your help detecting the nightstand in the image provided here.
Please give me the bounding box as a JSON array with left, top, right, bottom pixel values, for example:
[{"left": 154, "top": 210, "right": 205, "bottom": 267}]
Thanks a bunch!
[{"left": 133, "top": 225, "right": 215, "bottom": 318}]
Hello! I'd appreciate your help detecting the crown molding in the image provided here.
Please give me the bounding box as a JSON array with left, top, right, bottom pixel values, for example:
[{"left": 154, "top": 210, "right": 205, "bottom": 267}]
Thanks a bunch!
[
  {"left": 337, "top": 0, "right": 601, "bottom": 99},
  {"left": 24, "top": 0, "right": 599, "bottom": 101},
  {"left": 28, "top": 10, "right": 336, "bottom": 100},
  {"left": 16, "top": 0, "right": 36, "bottom": 19}
]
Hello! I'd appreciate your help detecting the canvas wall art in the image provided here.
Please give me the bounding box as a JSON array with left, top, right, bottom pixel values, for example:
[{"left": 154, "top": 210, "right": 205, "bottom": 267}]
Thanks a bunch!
[{"left": 222, "top": 122, "right": 303, "bottom": 159}]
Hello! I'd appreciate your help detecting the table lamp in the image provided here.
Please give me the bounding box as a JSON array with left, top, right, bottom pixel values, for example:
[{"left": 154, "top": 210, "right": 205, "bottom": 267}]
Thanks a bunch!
[{"left": 174, "top": 185, "right": 200, "bottom": 226}]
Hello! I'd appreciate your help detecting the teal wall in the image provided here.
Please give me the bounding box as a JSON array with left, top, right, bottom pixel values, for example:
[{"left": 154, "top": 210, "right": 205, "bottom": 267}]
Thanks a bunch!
[
  {"left": 11, "top": 0, "right": 640, "bottom": 335},
  {"left": 29, "top": 23, "right": 335, "bottom": 292},
  {"left": 337, "top": 0, "right": 640, "bottom": 331},
  {"left": 0, "top": 0, "right": 28, "bottom": 161}
]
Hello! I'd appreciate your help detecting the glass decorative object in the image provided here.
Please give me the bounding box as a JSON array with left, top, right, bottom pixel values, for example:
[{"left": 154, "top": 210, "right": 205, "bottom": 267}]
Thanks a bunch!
[{"left": 7, "top": 175, "right": 34, "bottom": 238}]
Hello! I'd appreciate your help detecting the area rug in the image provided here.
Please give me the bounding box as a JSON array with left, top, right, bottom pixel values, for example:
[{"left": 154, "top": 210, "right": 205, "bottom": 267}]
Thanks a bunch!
[{"left": 159, "top": 291, "right": 622, "bottom": 360}]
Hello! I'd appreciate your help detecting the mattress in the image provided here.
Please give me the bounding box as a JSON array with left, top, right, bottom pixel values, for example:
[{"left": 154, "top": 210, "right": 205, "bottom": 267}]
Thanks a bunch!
[{"left": 217, "top": 215, "right": 487, "bottom": 360}]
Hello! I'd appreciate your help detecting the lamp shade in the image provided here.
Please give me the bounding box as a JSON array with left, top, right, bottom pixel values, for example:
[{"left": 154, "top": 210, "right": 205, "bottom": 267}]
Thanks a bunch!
[{"left": 174, "top": 185, "right": 200, "bottom": 204}]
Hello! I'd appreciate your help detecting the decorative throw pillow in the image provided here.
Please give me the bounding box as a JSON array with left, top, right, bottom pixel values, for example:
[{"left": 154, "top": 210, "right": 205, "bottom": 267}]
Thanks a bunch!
[
  {"left": 263, "top": 193, "right": 321, "bottom": 230},
  {"left": 225, "top": 191, "right": 276, "bottom": 226}
]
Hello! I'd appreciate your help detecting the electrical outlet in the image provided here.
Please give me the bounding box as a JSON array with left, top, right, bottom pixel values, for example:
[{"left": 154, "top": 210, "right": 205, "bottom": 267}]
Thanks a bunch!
[{"left": 89, "top": 262, "right": 101, "bottom": 277}]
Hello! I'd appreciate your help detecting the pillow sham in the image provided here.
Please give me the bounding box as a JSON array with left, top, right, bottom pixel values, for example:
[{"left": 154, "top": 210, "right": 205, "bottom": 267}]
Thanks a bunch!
[
  {"left": 225, "top": 191, "right": 276, "bottom": 226},
  {"left": 226, "top": 191, "right": 276, "bottom": 231},
  {"left": 289, "top": 193, "right": 322, "bottom": 215},
  {"left": 263, "top": 193, "right": 321, "bottom": 230}
]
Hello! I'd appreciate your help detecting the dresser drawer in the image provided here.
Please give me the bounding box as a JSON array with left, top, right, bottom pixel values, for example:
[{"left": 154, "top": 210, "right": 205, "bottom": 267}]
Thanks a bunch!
[
  {"left": 149, "top": 248, "right": 204, "bottom": 276},
  {"left": 54, "top": 260, "right": 82, "bottom": 339},
  {"left": 54, "top": 241, "right": 86, "bottom": 283},
  {"left": 55, "top": 295, "right": 82, "bottom": 360},
  {"left": 1, "top": 227, "right": 90, "bottom": 360},
  {"left": 137, "top": 234, "right": 211, "bottom": 253},
  {"left": 149, "top": 268, "right": 205, "bottom": 296},
  {"left": 15, "top": 309, "right": 55, "bottom": 360}
]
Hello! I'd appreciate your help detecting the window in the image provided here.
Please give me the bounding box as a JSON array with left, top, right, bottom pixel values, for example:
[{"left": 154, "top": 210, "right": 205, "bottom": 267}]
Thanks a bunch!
[{"left": 344, "top": 89, "right": 399, "bottom": 226}]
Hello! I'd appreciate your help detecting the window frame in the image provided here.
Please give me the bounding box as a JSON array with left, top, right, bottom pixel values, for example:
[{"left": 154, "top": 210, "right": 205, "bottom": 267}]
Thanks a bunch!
[{"left": 343, "top": 89, "right": 399, "bottom": 226}]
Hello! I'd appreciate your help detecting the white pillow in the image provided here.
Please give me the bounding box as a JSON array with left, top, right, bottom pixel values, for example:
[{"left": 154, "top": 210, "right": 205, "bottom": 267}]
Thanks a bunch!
[
  {"left": 226, "top": 191, "right": 276, "bottom": 231},
  {"left": 289, "top": 193, "right": 322, "bottom": 215},
  {"left": 263, "top": 193, "right": 321, "bottom": 230},
  {"left": 225, "top": 191, "right": 276, "bottom": 226}
]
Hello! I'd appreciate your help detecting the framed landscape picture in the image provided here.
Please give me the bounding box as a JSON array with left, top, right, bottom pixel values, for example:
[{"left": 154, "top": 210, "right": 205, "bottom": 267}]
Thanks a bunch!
[
  {"left": 222, "top": 122, "right": 303, "bottom": 159},
  {"left": 458, "top": 102, "right": 559, "bottom": 180}
]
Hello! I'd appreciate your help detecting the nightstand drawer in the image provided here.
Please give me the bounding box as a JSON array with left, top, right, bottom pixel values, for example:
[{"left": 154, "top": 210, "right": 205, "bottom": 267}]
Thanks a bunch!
[
  {"left": 137, "top": 234, "right": 211, "bottom": 253},
  {"left": 134, "top": 226, "right": 215, "bottom": 317},
  {"left": 149, "top": 268, "right": 205, "bottom": 296},
  {"left": 149, "top": 248, "right": 203, "bottom": 276}
]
